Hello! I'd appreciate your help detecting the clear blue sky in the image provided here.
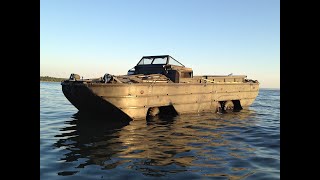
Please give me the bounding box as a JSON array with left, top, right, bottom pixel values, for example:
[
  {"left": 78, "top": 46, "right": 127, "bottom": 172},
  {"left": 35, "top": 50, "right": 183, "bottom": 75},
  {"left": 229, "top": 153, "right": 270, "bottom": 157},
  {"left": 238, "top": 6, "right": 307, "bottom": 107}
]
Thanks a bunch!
[{"left": 40, "top": 0, "right": 279, "bottom": 88}]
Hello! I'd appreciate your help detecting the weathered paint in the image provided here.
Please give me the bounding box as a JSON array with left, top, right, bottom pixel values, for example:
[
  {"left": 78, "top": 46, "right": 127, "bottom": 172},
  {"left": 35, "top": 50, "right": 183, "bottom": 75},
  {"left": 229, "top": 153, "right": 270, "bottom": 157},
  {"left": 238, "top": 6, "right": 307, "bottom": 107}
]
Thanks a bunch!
[
  {"left": 62, "top": 81, "right": 259, "bottom": 120},
  {"left": 61, "top": 55, "right": 259, "bottom": 120}
]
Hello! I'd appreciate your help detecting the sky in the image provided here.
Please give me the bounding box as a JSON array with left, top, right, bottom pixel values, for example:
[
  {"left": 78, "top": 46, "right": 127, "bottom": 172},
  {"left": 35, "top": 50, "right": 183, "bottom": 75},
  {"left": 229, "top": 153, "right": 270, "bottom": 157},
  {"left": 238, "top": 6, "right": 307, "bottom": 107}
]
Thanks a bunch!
[{"left": 40, "top": 0, "right": 279, "bottom": 88}]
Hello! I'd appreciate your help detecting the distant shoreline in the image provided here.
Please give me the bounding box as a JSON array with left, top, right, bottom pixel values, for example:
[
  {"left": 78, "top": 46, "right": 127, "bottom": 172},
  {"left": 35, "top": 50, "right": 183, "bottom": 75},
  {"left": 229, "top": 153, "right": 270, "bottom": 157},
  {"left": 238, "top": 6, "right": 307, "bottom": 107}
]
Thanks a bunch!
[
  {"left": 40, "top": 76, "right": 67, "bottom": 82},
  {"left": 40, "top": 81, "right": 63, "bottom": 82}
]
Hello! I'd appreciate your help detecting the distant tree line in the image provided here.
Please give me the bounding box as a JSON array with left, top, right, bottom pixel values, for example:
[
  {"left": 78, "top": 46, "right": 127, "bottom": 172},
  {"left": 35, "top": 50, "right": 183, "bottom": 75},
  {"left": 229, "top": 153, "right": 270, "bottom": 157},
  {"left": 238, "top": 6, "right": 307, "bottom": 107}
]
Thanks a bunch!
[{"left": 40, "top": 76, "right": 67, "bottom": 82}]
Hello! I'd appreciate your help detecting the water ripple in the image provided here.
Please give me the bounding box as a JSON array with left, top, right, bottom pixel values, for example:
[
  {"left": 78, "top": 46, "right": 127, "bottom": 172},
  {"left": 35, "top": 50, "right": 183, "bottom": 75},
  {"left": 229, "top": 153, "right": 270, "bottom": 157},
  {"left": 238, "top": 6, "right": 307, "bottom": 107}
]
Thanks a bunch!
[{"left": 40, "top": 83, "right": 280, "bottom": 179}]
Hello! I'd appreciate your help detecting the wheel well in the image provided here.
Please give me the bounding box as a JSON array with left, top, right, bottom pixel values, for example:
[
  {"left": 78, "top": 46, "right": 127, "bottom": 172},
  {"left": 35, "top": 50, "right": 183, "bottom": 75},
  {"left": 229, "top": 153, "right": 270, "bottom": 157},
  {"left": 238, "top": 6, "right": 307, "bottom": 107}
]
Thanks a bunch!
[
  {"left": 232, "top": 100, "right": 243, "bottom": 110},
  {"left": 146, "top": 105, "right": 178, "bottom": 118},
  {"left": 219, "top": 100, "right": 243, "bottom": 112}
]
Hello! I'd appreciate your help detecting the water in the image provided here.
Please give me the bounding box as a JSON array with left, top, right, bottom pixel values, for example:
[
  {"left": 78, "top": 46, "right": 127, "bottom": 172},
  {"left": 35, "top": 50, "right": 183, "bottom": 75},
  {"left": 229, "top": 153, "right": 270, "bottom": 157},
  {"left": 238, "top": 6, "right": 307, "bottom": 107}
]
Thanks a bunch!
[{"left": 40, "top": 82, "right": 280, "bottom": 179}]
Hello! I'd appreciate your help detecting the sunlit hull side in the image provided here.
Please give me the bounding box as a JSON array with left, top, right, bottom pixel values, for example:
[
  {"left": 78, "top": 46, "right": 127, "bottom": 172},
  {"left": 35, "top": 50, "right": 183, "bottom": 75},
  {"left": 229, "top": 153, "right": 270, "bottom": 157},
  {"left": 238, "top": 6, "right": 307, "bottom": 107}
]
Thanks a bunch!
[{"left": 62, "top": 81, "right": 259, "bottom": 120}]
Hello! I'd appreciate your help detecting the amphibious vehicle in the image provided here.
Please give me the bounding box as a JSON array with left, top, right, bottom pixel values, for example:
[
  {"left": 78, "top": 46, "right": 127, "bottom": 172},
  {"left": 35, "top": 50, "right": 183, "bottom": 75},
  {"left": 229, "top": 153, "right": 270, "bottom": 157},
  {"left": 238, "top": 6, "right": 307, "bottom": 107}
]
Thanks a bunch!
[{"left": 61, "top": 55, "right": 259, "bottom": 120}]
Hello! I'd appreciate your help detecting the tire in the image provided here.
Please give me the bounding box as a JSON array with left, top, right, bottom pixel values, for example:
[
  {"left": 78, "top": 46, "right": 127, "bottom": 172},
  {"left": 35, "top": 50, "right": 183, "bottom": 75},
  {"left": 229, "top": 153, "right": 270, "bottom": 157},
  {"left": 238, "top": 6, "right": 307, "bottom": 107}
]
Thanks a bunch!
[
  {"left": 148, "top": 107, "right": 160, "bottom": 117},
  {"left": 224, "top": 101, "right": 234, "bottom": 111}
]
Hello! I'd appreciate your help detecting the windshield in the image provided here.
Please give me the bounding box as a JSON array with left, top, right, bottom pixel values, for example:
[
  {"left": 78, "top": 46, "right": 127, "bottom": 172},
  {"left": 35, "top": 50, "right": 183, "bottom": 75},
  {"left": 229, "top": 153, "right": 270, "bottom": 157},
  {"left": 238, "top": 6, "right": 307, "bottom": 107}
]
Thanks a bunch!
[
  {"left": 138, "top": 57, "right": 168, "bottom": 65},
  {"left": 137, "top": 56, "right": 185, "bottom": 66}
]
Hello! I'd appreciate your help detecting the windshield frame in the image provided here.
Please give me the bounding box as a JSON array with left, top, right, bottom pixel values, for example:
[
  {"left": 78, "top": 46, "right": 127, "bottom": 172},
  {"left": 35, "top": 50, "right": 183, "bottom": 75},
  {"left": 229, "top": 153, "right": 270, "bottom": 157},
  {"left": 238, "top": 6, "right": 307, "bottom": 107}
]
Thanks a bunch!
[
  {"left": 136, "top": 55, "right": 185, "bottom": 67},
  {"left": 137, "top": 56, "right": 168, "bottom": 65}
]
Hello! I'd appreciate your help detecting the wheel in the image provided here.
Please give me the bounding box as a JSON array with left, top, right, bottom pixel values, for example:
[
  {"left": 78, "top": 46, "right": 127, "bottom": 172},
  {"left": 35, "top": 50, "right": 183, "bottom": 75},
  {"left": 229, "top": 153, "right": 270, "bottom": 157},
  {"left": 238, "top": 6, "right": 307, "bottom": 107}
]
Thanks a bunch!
[
  {"left": 148, "top": 107, "right": 160, "bottom": 117},
  {"left": 224, "top": 101, "right": 234, "bottom": 111}
]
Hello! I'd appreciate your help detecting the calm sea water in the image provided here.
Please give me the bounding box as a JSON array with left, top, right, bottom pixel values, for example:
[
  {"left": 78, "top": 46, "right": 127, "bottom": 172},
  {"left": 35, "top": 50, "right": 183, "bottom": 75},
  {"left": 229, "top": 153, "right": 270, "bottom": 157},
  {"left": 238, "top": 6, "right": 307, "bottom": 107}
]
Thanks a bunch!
[{"left": 40, "top": 82, "right": 280, "bottom": 179}]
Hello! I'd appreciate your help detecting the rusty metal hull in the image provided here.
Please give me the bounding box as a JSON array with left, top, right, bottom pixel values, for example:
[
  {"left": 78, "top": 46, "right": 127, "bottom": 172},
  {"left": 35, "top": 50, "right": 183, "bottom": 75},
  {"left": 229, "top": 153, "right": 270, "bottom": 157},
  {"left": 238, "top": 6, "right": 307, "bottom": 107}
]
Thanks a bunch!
[{"left": 62, "top": 81, "right": 259, "bottom": 120}]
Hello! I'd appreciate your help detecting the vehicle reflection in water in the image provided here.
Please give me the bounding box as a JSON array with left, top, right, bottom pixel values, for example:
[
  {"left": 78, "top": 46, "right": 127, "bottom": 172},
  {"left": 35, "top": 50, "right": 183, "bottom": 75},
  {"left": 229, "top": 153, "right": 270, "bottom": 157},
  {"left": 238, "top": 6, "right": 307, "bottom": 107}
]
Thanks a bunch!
[{"left": 54, "top": 110, "right": 263, "bottom": 178}]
